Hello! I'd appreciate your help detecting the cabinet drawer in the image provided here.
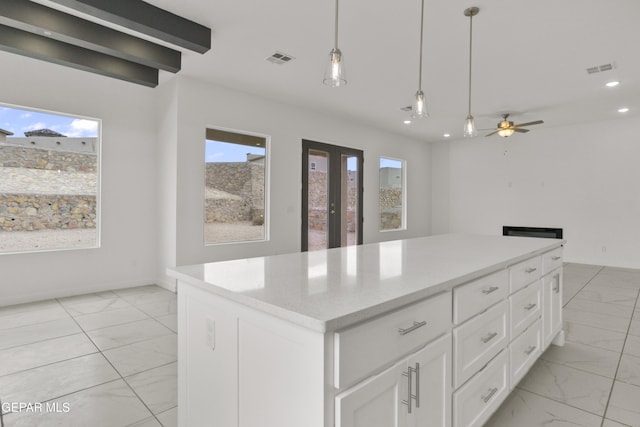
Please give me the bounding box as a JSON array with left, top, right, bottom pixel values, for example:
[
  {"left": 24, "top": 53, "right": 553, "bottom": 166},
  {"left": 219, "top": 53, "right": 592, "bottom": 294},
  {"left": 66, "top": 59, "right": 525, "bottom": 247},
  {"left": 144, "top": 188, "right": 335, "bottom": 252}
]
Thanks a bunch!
[
  {"left": 510, "top": 319, "right": 541, "bottom": 388},
  {"left": 453, "top": 300, "right": 508, "bottom": 389},
  {"left": 453, "top": 270, "right": 508, "bottom": 325},
  {"left": 542, "top": 248, "right": 563, "bottom": 275},
  {"left": 509, "top": 280, "right": 541, "bottom": 338},
  {"left": 334, "top": 291, "right": 451, "bottom": 389},
  {"left": 453, "top": 350, "right": 509, "bottom": 427},
  {"left": 509, "top": 256, "right": 541, "bottom": 293}
]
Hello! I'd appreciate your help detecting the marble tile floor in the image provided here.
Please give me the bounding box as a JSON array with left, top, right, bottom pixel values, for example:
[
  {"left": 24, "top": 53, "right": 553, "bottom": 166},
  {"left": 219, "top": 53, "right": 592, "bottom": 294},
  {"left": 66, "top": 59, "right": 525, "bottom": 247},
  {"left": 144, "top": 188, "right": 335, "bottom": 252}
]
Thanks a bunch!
[
  {"left": 487, "top": 263, "right": 640, "bottom": 427},
  {"left": 0, "top": 285, "right": 177, "bottom": 427},
  {"left": 0, "top": 263, "right": 639, "bottom": 426}
]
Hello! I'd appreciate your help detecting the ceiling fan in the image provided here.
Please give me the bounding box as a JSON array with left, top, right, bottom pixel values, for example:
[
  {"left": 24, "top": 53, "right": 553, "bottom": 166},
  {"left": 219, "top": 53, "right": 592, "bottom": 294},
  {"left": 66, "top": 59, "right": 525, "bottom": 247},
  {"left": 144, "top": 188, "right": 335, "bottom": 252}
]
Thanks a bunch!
[{"left": 485, "top": 114, "right": 544, "bottom": 137}]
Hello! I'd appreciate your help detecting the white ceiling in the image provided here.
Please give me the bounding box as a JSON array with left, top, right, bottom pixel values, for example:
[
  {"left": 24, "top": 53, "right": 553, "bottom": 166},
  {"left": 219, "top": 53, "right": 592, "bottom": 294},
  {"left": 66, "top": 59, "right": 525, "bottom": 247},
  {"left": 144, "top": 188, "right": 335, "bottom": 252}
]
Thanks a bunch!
[{"left": 62, "top": 0, "right": 640, "bottom": 142}]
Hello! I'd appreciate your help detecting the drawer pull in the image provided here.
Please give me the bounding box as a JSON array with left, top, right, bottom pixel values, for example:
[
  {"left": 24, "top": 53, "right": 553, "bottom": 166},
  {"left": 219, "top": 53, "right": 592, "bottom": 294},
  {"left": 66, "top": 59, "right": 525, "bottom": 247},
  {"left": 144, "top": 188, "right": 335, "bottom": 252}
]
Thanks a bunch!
[
  {"left": 482, "top": 286, "right": 499, "bottom": 295},
  {"left": 524, "top": 303, "right": 537, "bottom": 311},
  {"left": 480, "top": 332, "right": 498, "bottom": 344},
  {"left": 525, "top": 345, "right": 537, "bottom": 356},
  {"left": 398, "top": 321, "right": 427, "bottom": 336},
  {"left": 481, "top": 387, "right": 498, "bottom": 403},
  {"left": 551, "top": 256, "right": 561, "bottom": 261},
  {"left": 525, "top": 267, "right": 537, "bottom": 274}
]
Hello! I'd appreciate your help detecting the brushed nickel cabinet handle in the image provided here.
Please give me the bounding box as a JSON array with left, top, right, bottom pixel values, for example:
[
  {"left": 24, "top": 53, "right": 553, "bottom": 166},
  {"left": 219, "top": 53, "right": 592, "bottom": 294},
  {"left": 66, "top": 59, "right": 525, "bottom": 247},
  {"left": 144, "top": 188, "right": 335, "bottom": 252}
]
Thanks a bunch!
[
  {"left": 482, "top": 286, "right": 499, "bottom": 295},
  {"left": 481, "top": 332, "right": 498, "bottom": 343},
  {"left": 525, "top": 267, "right": 537, "bottom": 274},
  {"left": 525, "top": 345, "right": 537, "bottom": 355},
  {"left": 553, "top": 273, "right": 561, "bottom": 293},
  {"left": 401, "top": 365, "right": 418, "bottom": 413},
  {"left": 525, "top": 303, "right": 537, "bottom": 311},
  {"left": 481, "top": 387, "right": 498, "bottom": 403},
  {"left": 552, "top": 256, "right": 561, "bottom": 261},
  {"left": 398, "top": 321, "right": 427, "bottom": 336},
  {"left": 415, "top": 362, "right": 420, "bottom": 408}
]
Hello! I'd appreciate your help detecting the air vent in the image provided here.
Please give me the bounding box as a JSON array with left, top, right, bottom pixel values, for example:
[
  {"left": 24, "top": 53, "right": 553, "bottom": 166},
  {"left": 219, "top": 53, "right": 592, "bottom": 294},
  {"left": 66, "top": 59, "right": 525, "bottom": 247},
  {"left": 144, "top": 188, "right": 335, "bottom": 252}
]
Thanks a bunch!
[
  {"left": 266, "top": 51, "right": 295, "bottom": 65},
  {"left": 586, "top": 62, "right": 617, "bottom": 75}
]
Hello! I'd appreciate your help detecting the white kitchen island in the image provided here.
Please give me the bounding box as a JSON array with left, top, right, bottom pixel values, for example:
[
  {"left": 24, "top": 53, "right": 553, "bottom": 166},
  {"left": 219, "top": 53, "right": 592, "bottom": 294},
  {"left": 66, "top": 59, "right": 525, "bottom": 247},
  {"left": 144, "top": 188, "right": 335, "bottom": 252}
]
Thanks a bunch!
[{"left": 168, "top": 233, "right": 565, "bottom": 427}]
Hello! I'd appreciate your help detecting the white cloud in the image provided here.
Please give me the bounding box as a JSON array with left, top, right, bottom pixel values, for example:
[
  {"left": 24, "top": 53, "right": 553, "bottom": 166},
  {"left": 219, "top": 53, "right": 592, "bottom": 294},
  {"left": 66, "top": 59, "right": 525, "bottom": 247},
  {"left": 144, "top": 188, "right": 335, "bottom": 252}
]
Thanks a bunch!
[
  {"left": 22, "top": 122, "right": 47, "bottom": 132},
  {"left": 19, "top": 113, "right": 32, "bottom": 119},
  {"left": 65, "top": 119, "right": 99, "bottom": 137}
]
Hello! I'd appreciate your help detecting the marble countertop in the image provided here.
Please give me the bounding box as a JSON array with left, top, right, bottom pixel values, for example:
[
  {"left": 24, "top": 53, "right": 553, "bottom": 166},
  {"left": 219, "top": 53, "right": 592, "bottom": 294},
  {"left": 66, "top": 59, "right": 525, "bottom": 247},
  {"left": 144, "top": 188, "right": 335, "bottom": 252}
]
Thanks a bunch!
[{"left": 168, "top": 234, "right": 564, "bottom": 333}]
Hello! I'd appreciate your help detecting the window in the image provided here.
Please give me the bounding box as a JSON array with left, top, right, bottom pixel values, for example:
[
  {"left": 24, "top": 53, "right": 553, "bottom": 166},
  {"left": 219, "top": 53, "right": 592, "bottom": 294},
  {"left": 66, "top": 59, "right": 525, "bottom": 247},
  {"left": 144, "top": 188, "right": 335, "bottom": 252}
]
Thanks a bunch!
[
  {"left": 379, "top": 157, "right": 405, "bottom": 231},
  {"left": 0, "top": 103, "right": 100, "bottom": 254},
  {"left": 205, "top": 128, "right": 268, "bottom": 244}
]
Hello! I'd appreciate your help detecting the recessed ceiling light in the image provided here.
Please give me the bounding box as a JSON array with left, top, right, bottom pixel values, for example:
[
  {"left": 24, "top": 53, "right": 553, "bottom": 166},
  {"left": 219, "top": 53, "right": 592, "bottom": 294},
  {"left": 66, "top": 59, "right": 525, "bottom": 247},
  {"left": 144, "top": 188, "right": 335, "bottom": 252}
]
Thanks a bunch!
[
  {"left": 403, "top": 120, "right": 412, "bottom": 125},
  {"left": 443, "top": 133, "right": 450, "bottom": 138},
  {"left": 618, "top": 107, "right": 629, "bottom": 113},
  {"left": 606, "top": 81, "right": 620, "bottom": 88}
]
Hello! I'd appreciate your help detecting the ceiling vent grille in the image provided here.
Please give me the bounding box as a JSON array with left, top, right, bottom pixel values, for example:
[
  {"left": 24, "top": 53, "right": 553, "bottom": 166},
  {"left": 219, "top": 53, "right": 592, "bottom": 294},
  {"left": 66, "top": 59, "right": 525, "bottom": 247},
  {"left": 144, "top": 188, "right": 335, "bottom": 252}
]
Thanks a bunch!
[
  {"left": 586, "top": 62, "right": 616, "bottom": 75},
  {"left": 266, "top": 51, "right": 295, "bottom": 65}
]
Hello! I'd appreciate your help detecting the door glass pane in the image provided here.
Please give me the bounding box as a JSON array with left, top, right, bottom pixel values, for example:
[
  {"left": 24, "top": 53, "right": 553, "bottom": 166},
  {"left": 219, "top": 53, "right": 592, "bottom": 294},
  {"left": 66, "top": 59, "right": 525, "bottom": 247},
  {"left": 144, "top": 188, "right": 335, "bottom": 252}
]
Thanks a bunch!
[
  {"left": 342, "top": 155, "right": 358, "bottom": 246},
  {"left": 308, "top": 149, "right": 329, "bottom": 251}
]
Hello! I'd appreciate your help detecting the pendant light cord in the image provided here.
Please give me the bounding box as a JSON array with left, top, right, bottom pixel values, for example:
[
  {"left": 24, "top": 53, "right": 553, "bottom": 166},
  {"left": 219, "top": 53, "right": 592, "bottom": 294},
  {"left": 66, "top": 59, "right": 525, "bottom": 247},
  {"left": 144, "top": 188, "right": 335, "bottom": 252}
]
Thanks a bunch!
[
  {"left": 418, "top": 0, "right": 424, "bottom": 90},
  {"left": 334, "top": 0, "right": 340, "bottom": 49},
  {"left": 467, "top": 12, "right": 473, "bottom": 115}
]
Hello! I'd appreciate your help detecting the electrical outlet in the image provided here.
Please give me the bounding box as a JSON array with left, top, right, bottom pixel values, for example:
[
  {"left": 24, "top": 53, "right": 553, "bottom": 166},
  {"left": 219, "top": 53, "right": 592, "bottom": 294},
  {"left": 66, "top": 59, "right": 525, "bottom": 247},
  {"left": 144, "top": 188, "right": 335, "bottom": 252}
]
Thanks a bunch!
[{"left": 206, "top": 318, "right": 215, "bottom": 350}]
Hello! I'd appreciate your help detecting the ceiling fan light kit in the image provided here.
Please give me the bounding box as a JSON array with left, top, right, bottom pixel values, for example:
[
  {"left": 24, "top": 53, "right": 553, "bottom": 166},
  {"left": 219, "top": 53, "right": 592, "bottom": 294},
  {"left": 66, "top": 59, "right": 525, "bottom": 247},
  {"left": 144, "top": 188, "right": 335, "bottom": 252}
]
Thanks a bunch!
[{"left": 486, "top": 113, "right": 544, "bottom": 138}]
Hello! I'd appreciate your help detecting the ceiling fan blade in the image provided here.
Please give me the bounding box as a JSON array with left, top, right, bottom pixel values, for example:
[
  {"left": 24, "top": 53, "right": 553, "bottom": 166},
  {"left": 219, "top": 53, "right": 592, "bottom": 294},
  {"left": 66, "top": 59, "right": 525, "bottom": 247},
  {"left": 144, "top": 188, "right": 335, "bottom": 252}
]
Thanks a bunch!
[
  {"left": 485, "top": 130, "right": 499, "bottom": 137},
  {"left": 514, "top": 120, "right": 544, "bottom": 127},
  {"left": 514, "top": 128, "right": 530, "bottom": 133}
]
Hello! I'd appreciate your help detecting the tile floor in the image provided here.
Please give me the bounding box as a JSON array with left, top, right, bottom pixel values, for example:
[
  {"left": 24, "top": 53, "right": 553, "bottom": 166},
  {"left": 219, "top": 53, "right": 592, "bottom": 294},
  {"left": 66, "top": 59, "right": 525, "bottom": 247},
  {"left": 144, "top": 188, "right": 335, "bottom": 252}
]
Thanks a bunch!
[
  {"left": 0, "top": 285, "right": 177, "bottom": 427},
  {"left": 0, "top": 263, "right": 639, "bottom": 426}
]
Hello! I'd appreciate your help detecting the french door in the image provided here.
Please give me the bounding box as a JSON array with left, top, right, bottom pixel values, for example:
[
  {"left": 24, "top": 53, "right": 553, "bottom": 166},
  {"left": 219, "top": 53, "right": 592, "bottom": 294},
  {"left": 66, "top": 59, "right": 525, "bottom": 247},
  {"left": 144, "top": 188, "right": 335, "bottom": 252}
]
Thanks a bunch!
[{"left": 302, "top": 140, "right": 363, "bottom": 251}]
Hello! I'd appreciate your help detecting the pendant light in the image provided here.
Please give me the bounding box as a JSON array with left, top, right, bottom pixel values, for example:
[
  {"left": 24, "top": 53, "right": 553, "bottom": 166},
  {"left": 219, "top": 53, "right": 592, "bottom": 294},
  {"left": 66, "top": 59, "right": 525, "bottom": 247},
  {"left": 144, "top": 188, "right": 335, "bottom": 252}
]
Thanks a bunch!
[
  {"left": 463, "top": 7, "right": 479, "bottom": 137},
  {"left": 323, "top": 0, "right": 346, "bottom": 87},
  {"left": 411, "top": 0, "right": 428, "bottom": 118}
]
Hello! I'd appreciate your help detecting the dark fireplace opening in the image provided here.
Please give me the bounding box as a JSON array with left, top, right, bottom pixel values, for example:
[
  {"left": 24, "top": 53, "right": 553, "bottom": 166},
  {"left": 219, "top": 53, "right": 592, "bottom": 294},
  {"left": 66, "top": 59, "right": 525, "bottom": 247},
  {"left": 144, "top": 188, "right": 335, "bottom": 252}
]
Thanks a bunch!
[{"left": 503, "top": 226, "right": 563, "bottom": 239}]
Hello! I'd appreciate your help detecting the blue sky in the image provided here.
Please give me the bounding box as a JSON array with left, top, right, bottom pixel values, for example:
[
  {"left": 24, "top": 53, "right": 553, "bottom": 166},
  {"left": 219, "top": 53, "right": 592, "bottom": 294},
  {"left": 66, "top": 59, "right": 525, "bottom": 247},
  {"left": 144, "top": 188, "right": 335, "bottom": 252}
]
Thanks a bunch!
[
  {"left": 0, "top": 105, "right": 98, "bottom": 138},
  {"left": 206, "top": 140, "right": 265, "bottom": 163},
  {"left": 380, "top": 158, "right": 402, "bottom": 168}
]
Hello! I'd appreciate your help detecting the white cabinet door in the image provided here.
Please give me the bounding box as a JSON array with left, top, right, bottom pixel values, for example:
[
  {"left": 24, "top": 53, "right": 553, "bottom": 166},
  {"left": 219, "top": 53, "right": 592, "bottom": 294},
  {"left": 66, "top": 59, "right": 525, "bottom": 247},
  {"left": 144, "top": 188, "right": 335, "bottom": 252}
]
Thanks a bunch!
[
  {"left": 336, "top": 361, "right": 406, "bottom": 427},
  {"left": 542, "top": 268, "right": 563, "bottom": 348},
  {"left": 407, "top": 334, "right": 452, "bottom": 427}
]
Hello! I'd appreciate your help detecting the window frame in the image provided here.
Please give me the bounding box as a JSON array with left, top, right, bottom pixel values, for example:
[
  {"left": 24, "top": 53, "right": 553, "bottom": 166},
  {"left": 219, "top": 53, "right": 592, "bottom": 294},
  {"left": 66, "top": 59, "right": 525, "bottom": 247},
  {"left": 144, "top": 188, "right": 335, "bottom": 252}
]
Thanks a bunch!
[
  {"left": 0, "top": 101, "right": 101, "bottom": 255},
  {"left": 203, "top": 126, "right": 270, "bottom": 246}
]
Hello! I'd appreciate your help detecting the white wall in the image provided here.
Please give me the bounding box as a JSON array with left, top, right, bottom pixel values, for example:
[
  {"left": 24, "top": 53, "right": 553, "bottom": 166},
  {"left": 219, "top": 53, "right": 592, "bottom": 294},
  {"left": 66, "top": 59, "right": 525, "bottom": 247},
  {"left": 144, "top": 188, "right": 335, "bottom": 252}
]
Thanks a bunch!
[
  {"left": 0, "top": 53, "right": 158, "bottom": 305},
  {"left": 432, "top": 116, "right": 640, "bottom": 268},
  {"left": 159, "top": 76, "right": 432, "bottom": 283}
]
